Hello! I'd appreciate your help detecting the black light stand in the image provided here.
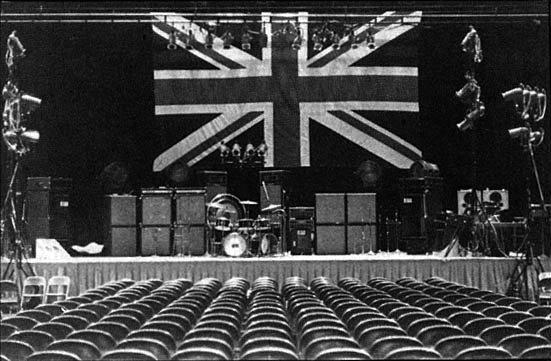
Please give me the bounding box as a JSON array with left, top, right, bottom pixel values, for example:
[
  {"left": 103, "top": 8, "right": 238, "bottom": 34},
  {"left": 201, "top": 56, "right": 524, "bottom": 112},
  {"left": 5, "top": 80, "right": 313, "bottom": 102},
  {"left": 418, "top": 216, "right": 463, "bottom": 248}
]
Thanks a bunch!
[
  {"left": 1, "top": 30, "right": 38, "bottom": 294},
  {"left": 451, "top": 25, "right": 500, "bottom": 257},
  {"left": 505, "top": 85, "right": 547, "bottom": 300}
]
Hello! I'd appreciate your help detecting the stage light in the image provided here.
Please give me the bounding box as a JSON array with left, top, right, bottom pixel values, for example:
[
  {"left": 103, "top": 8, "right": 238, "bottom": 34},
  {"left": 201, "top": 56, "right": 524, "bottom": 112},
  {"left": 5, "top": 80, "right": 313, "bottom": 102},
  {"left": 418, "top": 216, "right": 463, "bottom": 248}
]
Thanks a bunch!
[
  {"left": 184, "top": 30, "right": 194, "bottom": 50},
  {"left": 367, "top": 26, "right": 376, "bottom": 49},
  {"left": 231, "top": 143, "right": 241, "bottom": 159},
  {"left": 455, "top": 80, "right": 480, "bottom": 105},
  {"left": 508, "top": 126, "right": 529, "bottom": 139},
  {"left": 167, "top": 30, "right": 178, "bottom": 50},
  {"left": 241, "top": 29, "right": 252, "bottom": 50},
  {"left": 20, "top": 93, "right": 41, "bottom": 115},
  {"left": 244, "top": 143, "right": 255, "bottom": 160},
  {"left": 205, "top": 31, "right": 214, "bottom": 49},
  {"left": 219, "top": 141, "right": 230, "bottom": 162},
  {"left": 502, "top": 85, "right": 524, "bottom": 105},
  {"left": 256, "top": 141, "right": 267, "bottom": 157},
  {"left": 6, "top": 30, "right": 25, "bottom": 61},
  {"left": 221, "top": 31, "right": 234, "bottom": 49},
  {"left": 259, "top": 24, "right": 268, "bottom": 48},
  {"left": 21, "top": 130, "right": 39, "bottom": 144},
  {"left": 461, "top": 25, "right": 482, "bottom": 63},
  {"left": 312, "top": 31, "right": 323, "bottom": 51},
  {"left": 331, "top": 31, "right": 341, "bottom": 49},
  {"left": 351, "top": 30, "right": 362, "bottom": 49},
  {"left": 457, "top": 102, "right": 485, "bottom": 131},
  {"left": 292, "top": 29, "right": 302, "bottom": 50}
]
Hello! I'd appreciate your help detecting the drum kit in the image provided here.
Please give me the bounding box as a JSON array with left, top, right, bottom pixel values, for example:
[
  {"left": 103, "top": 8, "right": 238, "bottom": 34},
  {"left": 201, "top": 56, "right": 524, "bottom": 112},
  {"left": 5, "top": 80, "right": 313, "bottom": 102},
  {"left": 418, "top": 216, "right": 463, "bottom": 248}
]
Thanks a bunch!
[{"left": 206, "top": 194, "right": 284, "bottom": 258}]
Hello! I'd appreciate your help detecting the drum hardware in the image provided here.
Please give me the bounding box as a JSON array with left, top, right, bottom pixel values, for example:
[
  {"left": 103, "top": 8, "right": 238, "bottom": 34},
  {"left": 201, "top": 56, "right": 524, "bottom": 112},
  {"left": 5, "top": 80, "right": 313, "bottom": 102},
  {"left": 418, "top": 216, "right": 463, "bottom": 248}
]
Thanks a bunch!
[
  {"left": 262, "top": 204, "right": 282, "bottom": 212},
  {"left": 240, "top": 200, "right": 258, "bottom": 206}
]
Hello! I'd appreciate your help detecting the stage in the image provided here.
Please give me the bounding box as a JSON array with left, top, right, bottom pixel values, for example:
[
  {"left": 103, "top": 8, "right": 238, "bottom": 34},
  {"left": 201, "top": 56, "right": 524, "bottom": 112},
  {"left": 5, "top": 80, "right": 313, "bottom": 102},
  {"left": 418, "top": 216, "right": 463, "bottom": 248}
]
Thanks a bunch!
[{"left": 2, "top": 253, "right": 550, "bottom": 300}]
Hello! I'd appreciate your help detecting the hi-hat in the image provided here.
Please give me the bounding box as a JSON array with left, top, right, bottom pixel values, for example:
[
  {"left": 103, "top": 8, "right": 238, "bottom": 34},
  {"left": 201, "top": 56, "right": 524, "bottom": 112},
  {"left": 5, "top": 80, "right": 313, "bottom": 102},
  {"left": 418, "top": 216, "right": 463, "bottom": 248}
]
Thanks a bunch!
[
  {"left": 241, "top": 200, "right": 258, "bottom": 206},
  {"left": 262, "top": 204, "right": 282, "bottom": 212}
]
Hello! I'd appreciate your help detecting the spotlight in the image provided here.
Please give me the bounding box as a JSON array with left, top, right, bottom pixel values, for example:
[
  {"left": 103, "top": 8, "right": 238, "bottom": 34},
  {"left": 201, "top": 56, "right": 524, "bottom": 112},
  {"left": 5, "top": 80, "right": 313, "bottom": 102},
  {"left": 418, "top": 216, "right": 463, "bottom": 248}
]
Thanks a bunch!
[
  {"left": 457, "top": 102, "right": 485, "bottom": 131},
  {"left": 256, "top": 141, "right": 267, "bottom": 157},
  {"left": 184, "top": 30, "right": 194, "bottom": 50},
  {"left": 292, "top": 29, "right": 302, "bottom": 50},
  {"left": 331, "top": 31, "right": 341, "bottom": 49},
  {"left": 367, "top": 26, "right": 376, "bottom": 49},
  {"left": 312, "top": 31, "right": 323, "bottom": 51},
  {"left": 20, "top": 129, "right": 40, "bottom": 144},
  {"left": 502, "top": 85, "right": 524, "bottom": 105},
  {"left": 231, "top": 143, "right": 241, "bottom": 159},
  {"left": 455, "top": 80, "right": 480, "bottom": 105},
  {"left": 508, "top": 126, "right": 529, "bottom": 139},
  {"left": 219, "top": 141, "right": 230, "bottom": 162},
  {"left": 20, "top": 93, "right": 42, "bottom": 115},
  {"left": 244, "top": 143, "right": 255, "bottom": 161},
  {"left": 221, "top": 31, "right": 234, "bottom": 49},
  {"left": 259, "top": 24, "right": 268, "bottom": 48},
  {"left": 205, "top": 31, "right": 214, "bottom": 49},
  {"left": 241, "top": 29, "right": 252, "bottom": 50},
  {"left": 167, "top": 30, "right": 178, "bottom": 50},
  {"left": 7, "top": 30, "right": 26, "bottom": 58}
]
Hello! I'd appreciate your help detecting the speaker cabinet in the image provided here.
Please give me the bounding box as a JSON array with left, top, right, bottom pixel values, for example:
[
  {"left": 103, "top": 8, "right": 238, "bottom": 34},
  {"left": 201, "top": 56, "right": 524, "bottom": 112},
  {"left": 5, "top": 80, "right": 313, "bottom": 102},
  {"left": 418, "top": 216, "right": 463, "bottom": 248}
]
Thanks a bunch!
[
  {"left": 457, "top": 189, "right": 483, "bottom": 215},
  {"left": 400, "top": 177, "right": 443, "bottom": 239},
  {"left": 26, "top": 177, "right": 72, "bottom": 256},
  {"left": 259, "top": 170, "right": 289, "bottom": 211},
  {"left": 347, "top": 225, "right": 377, "bottom": 254},
  {"left": 347, "top": 193, "right": 377, "bottom": 223},
  {"left": 140, "top": 227, "right": 171, "bottom": 256},
  {"left": 315, "top": 193, "right": 345, "bottom": 224},
  {"left": 316, "top": 225, "right": 346, "bottom": 255},
  {"left": 173, "top": 226, "right": 205, "bottom": 256},
  {"left": 197, "top": 170, "right": 227, "bottom": 203},
  {"left": 288, "top": 207, "right": 315, "bottom": 255},
  {"left": 173, "top": 189, "right": 206, "bottom": 256},
  {"left": 102, "top": 195, "right": 137, "bottom": 256},
  {"left": 483, "top": 189, "right": 509, "bottom": 210},
  {"left": 140, "top": 189, "right": 172, "bottom": 256}
]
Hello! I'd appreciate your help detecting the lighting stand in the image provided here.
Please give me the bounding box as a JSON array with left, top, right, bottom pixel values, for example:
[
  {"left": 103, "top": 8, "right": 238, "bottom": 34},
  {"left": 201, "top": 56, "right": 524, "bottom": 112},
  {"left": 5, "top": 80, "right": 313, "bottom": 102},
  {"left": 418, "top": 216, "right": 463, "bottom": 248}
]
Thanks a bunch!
[{"left": 506, "top": 135, "right": 546, "bottom": 300}]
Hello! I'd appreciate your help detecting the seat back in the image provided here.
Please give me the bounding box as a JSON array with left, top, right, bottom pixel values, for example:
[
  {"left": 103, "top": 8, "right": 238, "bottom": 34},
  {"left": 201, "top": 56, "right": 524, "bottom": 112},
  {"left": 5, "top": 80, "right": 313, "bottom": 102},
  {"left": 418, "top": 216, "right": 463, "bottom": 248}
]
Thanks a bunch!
[
  {"left": 21, "top": 276, "right": 47, "bottom": 309},
  {"left": 1, "top": 339, "right": 36, "bottom": 361},
  {"left": 1, "top": 280, "right": 20, "bottom": 316},
  {"left": 45, "top": 276, "right": 71, "bottom": 303},
  {"left": 8, "top": 330, "right": 55, "bottom": 351},
  {"left": 27, "top": 350, "right": 81, "bottom": 361},
  {"left": 455, "top": 346, "right": 512, "bottom": 359},
  {"left": 434, "top": 335, "right": 487, "bottom": 358}
]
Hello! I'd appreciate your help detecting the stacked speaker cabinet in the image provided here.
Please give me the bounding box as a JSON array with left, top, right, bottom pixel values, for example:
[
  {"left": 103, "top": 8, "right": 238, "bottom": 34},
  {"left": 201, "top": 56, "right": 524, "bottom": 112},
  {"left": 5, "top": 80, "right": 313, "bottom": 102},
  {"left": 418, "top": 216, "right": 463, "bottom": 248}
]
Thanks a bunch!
[
  {"left": 173, "top": 189, "right": 206, "bottom": 256},
  {"left": 101, "top": 195, "right": 137, "bottom": 256},
  {"left": 288, "top": 207, "right": 315, "bottom": 255},
  {"left": 140, "top": 189, "right": 172, "bottom": 256},
  {"left": 315, "top": 193, "right": 346, "bottom": 255},
  {"left": 259, "top": 170, "right": 289, "bottom": 211},
  {"left": 26, "top": 177, "right": 72, "bottom": 256},
  {"left": 197, "top": 170, "right": 227, "bottom": 203},
  {"left": 400, "top": 177, "right": 443, "bottom": 254},
  {"left": 347, "top": 193, "right": 377, "bottom": 254}
]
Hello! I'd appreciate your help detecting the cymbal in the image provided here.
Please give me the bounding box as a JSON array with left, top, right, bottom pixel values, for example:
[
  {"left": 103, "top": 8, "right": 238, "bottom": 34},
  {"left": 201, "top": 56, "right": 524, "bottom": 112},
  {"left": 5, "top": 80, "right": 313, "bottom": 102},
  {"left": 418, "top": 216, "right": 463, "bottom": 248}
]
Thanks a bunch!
[
  {"left": 262, "top": 204, "right": 282, "bottom": 212},
  {"left": 207, "top": 202, "right": 224, "bottom": 209},
  {"left": 241, "top": 200, "right": 258, "bottom": 205}
]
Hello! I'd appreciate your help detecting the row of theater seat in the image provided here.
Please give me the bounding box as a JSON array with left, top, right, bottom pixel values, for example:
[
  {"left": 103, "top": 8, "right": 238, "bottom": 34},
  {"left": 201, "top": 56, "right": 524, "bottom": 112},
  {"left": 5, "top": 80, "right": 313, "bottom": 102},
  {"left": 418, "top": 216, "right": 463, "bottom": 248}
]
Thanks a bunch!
[{"left": 1, "top": 275, "right": 550, "bottom": 360}]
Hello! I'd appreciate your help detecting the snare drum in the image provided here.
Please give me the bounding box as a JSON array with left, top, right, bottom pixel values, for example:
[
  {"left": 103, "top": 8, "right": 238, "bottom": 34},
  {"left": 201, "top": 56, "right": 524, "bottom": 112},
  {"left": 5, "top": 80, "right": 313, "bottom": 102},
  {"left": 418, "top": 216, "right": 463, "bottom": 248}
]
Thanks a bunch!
[
  {"left": 223, "top": 232, "right": 247, "bottom": 257},
  {"left": 260, "top": 233, "right": 279, "bottom": 256}
]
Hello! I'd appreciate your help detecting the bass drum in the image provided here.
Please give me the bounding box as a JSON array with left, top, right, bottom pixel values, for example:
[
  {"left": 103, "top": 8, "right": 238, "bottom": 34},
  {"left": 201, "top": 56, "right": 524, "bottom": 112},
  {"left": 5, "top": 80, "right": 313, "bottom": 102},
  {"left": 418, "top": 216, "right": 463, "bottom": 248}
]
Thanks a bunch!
[
  {"left": 207, "top": 194, "right": 246, "bottom": 229},
  {"left": 260, "top": 233, "right": 279, "bottom": 256},
  {"left": 223, "top": 232, "right": 247, "bottom": 257}
]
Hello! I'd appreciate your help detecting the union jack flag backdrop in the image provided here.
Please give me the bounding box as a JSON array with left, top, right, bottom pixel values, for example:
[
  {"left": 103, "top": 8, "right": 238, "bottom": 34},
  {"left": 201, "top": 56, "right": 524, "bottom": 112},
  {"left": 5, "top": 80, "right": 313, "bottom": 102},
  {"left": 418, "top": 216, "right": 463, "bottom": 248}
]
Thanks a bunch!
[{"left": 151, "top": 11, "right": 423, "bottom": 171}]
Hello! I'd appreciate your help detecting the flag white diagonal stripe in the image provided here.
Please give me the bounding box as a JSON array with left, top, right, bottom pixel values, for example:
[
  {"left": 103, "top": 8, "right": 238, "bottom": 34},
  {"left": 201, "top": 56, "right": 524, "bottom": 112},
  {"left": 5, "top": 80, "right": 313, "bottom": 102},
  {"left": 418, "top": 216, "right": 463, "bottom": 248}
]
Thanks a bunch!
[{"left": 154, "top": 103, "right": 273, "bottom": 171}]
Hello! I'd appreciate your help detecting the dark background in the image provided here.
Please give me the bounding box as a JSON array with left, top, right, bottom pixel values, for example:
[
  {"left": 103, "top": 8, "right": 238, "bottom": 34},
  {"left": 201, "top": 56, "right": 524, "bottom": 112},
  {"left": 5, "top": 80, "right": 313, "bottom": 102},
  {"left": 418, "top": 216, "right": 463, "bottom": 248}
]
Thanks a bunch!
[{"left": 1, "top": 1, "right": 549, "bottom": 246}]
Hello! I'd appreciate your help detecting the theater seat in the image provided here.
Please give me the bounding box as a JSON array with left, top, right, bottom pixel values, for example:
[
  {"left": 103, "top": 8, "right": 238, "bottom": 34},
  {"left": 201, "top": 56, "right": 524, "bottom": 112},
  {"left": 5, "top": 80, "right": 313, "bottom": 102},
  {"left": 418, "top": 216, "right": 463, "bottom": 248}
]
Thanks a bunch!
[
  {"left": 66, "top": 329, "right": 116, "bottom": 352},
  {"left": 481, "top": 306, "right": 515, "bottom": 318},
  {"left": 538, "top": 324, "right": 551, "bottom": 342},
  {"left": 407, "top": 318, "right": 451, "bottom": 337},
  {"left": 0, "top": 339, "right": 35, "bottom": 361},
  {"left": 50, "top": 315, "right": 89, "bottom": 330},
  {"left": 498, "top": 311, "right": 533, "bottom": 325},
  {"left": 517, "top": 317, "right": 551, "bottom": 333},
  {"left": 33, "top": 322, "right": 75, "bottom": 340},
  {"left": 241, "top": 337, "right": 296, "bottom": 356},
  {"left": 127, "top": 329, "right": 177, "bottom": 353},
  {"left": 313, "top": 347, "right": 371, "bottom": 360},
  {"left": 463, "top": 317, "right": 505, "bottom": 336},
  {"left": 304, "top": 336, "right": 359, "bottom": 360},
  {"left": 416, "top": 325, "right": 464, "bottom": 346},
  {"left": 1, "top": 323, "right": 19, "bottom": 340},
  {"left": 479, "top": 324, "right": 525, "bottom": 345},
  {"left": 357, "top": 326, "right": 407, "bottom": 348},
  {"left": 47, "top": 339, "right": 101, "bottom": 361},
  {"left": 497, "top": 333, "right": 549, "bottom": 357},
  {"left": 240, "top": 346, "right": 299, "bottom": 360},
  {"left": 434, "top": 335, "right": 487, "bottom": 359},
  {"left": 518, "top": 345, "right": 551, "bottom": 359},
  {"left": 454, "top": 346, "right": 512, "bottom": 359},
  {"left": 8, "top": 330, "right": 54, "bottom": 351},
  {"left": 1, "top": 316, "right": 38, "bottom": 330},
  {"left": 26, "top": 350, "right": 81, "bottom": 361},
  {"left": 384, "top": 346, "right": 442, "bottom": 359},
  {"left": 116, "top": 338, "right": 170, "bottom": 360},
  {"left": 87, "top": 321, "right": 130, "bottom": 342},
  {"left": 528, "top": 305, "right": 551, "bottom": 317},
  {"left": 16, "top": 310, "right": 52, "bottom": 323},
  {"left": 368, "top": 336, "right": 423, "bottom": 359},
  {"left": 101, "top": 349, "right": 157, "bottom": 360}
]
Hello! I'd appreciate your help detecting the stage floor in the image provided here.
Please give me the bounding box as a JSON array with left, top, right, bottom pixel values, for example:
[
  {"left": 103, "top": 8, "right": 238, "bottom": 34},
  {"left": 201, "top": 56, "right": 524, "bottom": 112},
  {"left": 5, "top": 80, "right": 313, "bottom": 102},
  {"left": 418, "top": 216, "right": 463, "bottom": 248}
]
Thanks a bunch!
[{"left": 3, "top": 253, "right": 550, "bottom": 300}]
